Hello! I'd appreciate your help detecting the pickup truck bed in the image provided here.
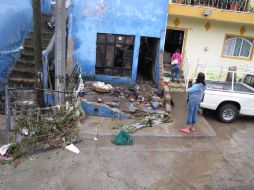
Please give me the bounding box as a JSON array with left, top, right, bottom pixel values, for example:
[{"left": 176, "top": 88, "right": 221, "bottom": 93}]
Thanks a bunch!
[{"left": 206, "top": 81, "right": 254, "bottom": 93}]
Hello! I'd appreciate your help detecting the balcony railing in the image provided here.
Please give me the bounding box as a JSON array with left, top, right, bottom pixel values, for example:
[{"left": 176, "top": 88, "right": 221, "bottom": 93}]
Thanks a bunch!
[{"left": 171, "top": 0, "right": 251, "bottom": 13}]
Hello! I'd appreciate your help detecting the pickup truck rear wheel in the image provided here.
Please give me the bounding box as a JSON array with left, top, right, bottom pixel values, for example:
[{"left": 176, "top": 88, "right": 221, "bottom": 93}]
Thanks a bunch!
[{"left": 218, "top": 104, "right": 239, "bottom": 123}]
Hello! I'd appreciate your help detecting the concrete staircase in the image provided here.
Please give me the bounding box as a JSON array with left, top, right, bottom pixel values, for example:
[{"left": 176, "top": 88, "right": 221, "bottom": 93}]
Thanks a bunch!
[
  {"left": 163, "top": 64, "right": 186, "bottom": 92},
  {"left": 168, "top": 77, "right": 186, "bottom": 92},
  {"left": 8, "top": 13, "right": 54, "bottom": 88}
]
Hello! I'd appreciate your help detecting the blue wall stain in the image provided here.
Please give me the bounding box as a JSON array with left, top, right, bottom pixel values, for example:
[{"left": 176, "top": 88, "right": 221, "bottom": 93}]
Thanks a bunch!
[
  {"left": 71, "top": 0, "right": 168, "bottom": 86},
  {"left": 80, "top": 100, "right": 130, "bottom": 119},
  {"left": 0, "top": 52, "right": 19, "bottom": 90},
  {"left": 41, "top": 0, "right": 52, "bottom": 13},
  {"left": 0, "top": 0, "right": 33, "bottom": 90}
]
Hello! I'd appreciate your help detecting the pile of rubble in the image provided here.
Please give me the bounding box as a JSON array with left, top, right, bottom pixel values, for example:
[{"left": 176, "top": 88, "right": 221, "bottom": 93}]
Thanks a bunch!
[{"left": 83, "top": 79, "right": 166, "bottom": 116}]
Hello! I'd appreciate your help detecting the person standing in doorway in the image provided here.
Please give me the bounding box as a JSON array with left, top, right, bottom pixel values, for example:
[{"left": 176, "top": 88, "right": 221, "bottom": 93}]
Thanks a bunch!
[
  {"left": 170, "top": 48, "right": 182, "bottom": 83},
  {"left": 180, "top": 72, "right": 206, "bottom": 133}
]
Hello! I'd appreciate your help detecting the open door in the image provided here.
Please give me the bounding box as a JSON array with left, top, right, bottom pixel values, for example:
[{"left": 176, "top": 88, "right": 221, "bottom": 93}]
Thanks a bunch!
[
  {"left": 164, "top": 28, "right": 186, "bottom": 64},
  {"left": 137, "top": 36, "right": 160, "bottom": 83}
]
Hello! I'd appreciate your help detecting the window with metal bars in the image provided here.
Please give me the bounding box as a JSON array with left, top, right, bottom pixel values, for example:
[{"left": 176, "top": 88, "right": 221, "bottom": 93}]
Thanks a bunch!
[
  {"left": 96, "top": 33, "right": 135, "bottom": 77},
  {"left": 222, "top": 35, "right": 254, "bottom": 59}
]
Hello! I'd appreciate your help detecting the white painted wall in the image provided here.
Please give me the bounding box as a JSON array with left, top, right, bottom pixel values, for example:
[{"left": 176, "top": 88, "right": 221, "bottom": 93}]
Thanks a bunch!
[
  {"left": 167, "top": 16, "right": 254, "bottom": 77},
  {"left": 250, "top": 0, "right": 254, "bottom": 8}
]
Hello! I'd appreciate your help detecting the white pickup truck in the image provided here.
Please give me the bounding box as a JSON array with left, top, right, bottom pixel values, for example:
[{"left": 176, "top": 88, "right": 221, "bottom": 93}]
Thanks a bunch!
[{"left": 200, "top": 74, "right": 254, "bottom": 123}]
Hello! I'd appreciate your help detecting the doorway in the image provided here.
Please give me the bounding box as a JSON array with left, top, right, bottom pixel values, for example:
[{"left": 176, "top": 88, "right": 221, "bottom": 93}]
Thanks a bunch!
[
  {"left": 164, "top": 28, "right": 186, "bottom": 65},
  {"left": 137, "top": 37, "right": 160, "bottom": 82},
  {"left": 163, "top": 28, "right": 187, "bottom": 83}
]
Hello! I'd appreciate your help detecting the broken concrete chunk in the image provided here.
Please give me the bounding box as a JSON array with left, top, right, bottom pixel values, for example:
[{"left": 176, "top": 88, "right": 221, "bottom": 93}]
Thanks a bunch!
[
  {"left": 92, "top": 82, "right": 113, "bottom": 93},
  {"left": 106, "top": 102, "right": 120, "bottom": 108},
  {"left": 0, "top": 144, "right": 11, "bottom": 156},
  {"left": 150, "top": 102, "right": 160, "bottom": 110},
  {"left": 165, "top": 103, "right": 171, "bottom": 112},
  {"left": 97, "top": 98, "right": 103, "bottom": 103},
  {"left": 121, "top": 102, "right": 137, "bottom": 113},
  {"left": 138, "top": 96, "right": 145, "bottom": 103},
  {"left": 152, "top": 95, "right": 161, "bottom": 102},
  {"left": 127, "top": 103, "right": 138, "bottom": 113},
  {"left": 164, "top": 94, "right": 171, "bottom": 102},
  {"left": 129, "top": 97, "right": 135, "bottom": 102}
]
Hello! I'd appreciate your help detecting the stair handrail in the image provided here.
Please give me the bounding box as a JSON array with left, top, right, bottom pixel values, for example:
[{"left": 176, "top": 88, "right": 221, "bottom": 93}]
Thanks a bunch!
[
  {"left": 42, "top": 33, "right": 56, "bottom": 90},
  {"left": 183, "top": 50, "right": 191, "bottom": 91},
  {"left": 42, "top": 33, "right": 55, "bottom": 57}
]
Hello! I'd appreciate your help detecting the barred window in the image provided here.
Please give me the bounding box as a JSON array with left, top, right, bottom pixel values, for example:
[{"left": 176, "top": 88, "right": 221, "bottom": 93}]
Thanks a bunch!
[
  {"left": 96, "top": 33, "right": 135, "bottom": 77},
  {"left": 223, "top": 35, "right": 254, "bottom": 59}
]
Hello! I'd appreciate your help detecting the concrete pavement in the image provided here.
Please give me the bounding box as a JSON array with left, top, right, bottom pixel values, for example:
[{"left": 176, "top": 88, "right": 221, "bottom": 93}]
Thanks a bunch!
[
  {"left": 1, "top": 117, "right": 254, "bottom": 190},
  {"left": 79, "top": 91, "right": 216, "bottom": 141},
  {"left": 1, "top": 93, "right": 254, "bottom": 190}
]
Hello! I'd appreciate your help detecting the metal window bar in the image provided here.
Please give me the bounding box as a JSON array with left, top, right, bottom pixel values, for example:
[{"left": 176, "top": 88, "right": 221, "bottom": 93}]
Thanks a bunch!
[{"left": 172, "top": 0, "right": 248, "bottom": 12}]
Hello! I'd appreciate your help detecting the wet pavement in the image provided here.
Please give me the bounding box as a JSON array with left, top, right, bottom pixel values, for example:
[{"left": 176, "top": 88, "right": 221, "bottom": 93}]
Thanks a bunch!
[
  {"left": 0, "top": 94, "right": 254, "bottom": 190},
  {"left": 79, "top": 91, "right": 216, "bottom": 140}
]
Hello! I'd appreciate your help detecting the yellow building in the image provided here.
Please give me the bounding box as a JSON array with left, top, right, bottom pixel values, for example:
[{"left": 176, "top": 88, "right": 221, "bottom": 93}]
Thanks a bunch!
[{"left": 165, "top": 0, "right": 254, "bottom": 80}]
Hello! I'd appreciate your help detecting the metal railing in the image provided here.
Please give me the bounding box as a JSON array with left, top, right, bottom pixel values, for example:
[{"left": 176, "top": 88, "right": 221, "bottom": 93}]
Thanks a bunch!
[
  {"left": 193, "top": 63, "right": 254, "bottom": 92},
  {"left": 4, "top": 87, "right": 78, "bottom": 141},
  {"left": 42, "top": 33, "right": 56, "bottom": 90},
  {"left": 171, "top": 0, "right": 250, "bottom": 12},
  {"left": 182, "top": 51, "right": 191, "bottom": 91}
]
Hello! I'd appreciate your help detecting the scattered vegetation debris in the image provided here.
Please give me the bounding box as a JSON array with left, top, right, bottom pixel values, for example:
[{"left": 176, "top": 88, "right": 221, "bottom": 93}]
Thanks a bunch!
[
  {"left": 4, "top": 90, "right": 85, "bottom": 162},
  {"left": 123, "top": 113, "right": 172, "bottom": 133},
  {"left": 7, "top": 102, "right": 84, "bottom": 159}
]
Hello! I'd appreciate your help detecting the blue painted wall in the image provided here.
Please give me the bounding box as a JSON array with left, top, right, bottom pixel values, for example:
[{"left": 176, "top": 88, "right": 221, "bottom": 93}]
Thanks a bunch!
[
  {"left": 71, "top": 0, "right": 168, "bottom": 86},
  {"left": 41, "top": 0, "right": 52, "bottom": 13},
  {"left": 0, "top": 0, "right": 33, "bottom": 90}
]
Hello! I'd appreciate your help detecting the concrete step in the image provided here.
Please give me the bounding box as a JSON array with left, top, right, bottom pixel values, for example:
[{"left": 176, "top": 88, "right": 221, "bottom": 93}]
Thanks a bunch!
[
  {"left": 41, "top": 13, "right": 53, "bottom": 22},
  {"left": 8, "top": 77, "right": 36, "bottom": 88},
  {"left": 23, "top": 44, "right": 49, "bottom": 52},
  {"left": 20, "top": 51, "right": 35, "bottom": 61},
  {"left": 7, "top": 13, "right": 53, "bottom": 88},
  {"left": 25, "top": 36, "right": 52, "bottom": 43},
  {"left": 28, "top": 30, "right": 54, "bottom": 39},
  {"left": 21, "top": 46, "right": 34, "bottom": 54},
  {"left": 168, "top": 82, "right": 186, "bottom": 92},
  {"left": 29, "top": 25, "right": 55, "bottom": 33},
  {"left": 16, "top": 58, "right": 35, "bottom": 68},
  {"left": 169, "top": 88, "right": 186, "bottom": 92},
  {"left": 10, "top": 67, "right": 35, "bottom": 78},
  {"left": 169, "top": 82, "right": 186, "bottom": 88}
]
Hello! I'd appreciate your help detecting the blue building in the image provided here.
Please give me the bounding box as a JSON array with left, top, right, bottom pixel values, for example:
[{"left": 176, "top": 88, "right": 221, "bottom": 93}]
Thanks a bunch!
[
  {"left": 0, "top": 0, "right": 53, "bottom": 90},
  {"left": 0, "top": 0, "right": 32, "bottom": 90},
  {"left": 71, "top": 0, "right": 169, "bottom": 86},
  {"left": 0, "top": 0, "right": 169, "bottom": 89}
]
